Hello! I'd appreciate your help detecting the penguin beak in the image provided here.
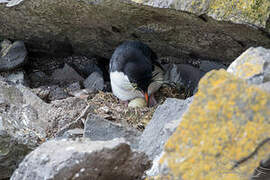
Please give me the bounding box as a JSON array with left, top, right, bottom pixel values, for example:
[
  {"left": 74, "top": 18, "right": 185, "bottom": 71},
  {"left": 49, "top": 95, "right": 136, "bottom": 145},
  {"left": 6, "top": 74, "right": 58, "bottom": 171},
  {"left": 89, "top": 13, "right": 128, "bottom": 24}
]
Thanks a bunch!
[{"left": 144, "top": 92, "right": 149, "bottom": 106}]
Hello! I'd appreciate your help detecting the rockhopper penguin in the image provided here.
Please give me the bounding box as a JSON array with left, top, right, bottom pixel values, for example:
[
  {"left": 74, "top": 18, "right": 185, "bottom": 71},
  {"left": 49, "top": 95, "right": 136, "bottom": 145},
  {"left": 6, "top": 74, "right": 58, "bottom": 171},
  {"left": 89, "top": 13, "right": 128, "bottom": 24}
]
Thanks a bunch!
[{"left": 109, "top": 41, "right": 164, "bottom": 106}]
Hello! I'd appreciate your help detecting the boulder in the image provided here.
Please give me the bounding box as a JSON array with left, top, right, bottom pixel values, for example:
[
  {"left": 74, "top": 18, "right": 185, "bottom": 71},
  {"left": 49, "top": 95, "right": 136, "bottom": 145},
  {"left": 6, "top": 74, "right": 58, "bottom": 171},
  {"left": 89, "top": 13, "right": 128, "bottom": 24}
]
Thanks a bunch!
[
  {"left": 153, "top": 70, "right": 270, "bottom": 179},
  {"left": 138, "top": 98, "right": 192, "bottom": 160},
  {"left": 11, "top": 138, "right": 151, "bottom": 180},
  {"left": 0, "top": 40, "right": 27, "bottom": 72},
  {"left": 138, "top": 98, "right": 192, "bottom": 176},
  {"left": 134, "top": 0, "right": 270, "bottom": 32},
  {"left": 0, "top": 80, "right": 51, "bottom": 179},
  {"left": 84, "top": 114, "right": 141, "bottom": 149},
  {"left": 227, "top": 47, "right": 270, "bottom": 84},
  {"left": 0, "top": 0, "right": 270, "bottom": 62},
  {"left": 0, "top": 131, "right": 30, "bottom": 180}
]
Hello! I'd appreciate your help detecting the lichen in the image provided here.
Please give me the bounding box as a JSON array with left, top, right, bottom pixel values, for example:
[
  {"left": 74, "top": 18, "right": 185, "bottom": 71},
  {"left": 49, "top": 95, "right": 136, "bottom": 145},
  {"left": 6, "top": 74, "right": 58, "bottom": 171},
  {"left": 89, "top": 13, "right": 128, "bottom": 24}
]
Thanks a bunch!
[{"left": 156, "top": 70, "right": 270, "bottom": 180}]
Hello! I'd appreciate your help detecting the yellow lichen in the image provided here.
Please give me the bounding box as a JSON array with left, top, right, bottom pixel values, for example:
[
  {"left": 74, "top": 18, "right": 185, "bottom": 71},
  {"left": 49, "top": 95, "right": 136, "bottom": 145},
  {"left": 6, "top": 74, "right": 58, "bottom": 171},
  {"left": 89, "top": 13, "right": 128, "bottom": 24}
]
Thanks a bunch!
[{"left": 156, "top": 70, "right": 270, "bottom": 180}]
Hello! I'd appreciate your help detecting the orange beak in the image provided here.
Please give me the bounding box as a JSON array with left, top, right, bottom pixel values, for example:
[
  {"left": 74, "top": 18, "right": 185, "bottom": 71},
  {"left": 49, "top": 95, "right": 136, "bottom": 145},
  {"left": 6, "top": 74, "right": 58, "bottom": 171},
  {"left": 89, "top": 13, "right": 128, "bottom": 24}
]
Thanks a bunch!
[{"left": 144, "top": 92, "right": 149, "bottom": 106}]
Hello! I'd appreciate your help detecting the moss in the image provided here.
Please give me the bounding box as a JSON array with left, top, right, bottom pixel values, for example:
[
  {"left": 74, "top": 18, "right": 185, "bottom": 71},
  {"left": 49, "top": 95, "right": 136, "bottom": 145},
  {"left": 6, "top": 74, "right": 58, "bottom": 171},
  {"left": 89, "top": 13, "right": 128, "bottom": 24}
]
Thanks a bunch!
[{"left": 156, "top": 70, "right": 270, "bottom": 180}]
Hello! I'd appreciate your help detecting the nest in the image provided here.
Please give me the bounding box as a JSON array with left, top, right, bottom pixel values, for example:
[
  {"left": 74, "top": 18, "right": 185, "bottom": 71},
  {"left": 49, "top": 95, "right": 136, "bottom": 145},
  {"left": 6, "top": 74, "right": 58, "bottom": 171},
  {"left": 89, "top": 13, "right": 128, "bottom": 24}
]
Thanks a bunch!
[{"left": 88, "top": 84, "right": 185, "bottom": 131}]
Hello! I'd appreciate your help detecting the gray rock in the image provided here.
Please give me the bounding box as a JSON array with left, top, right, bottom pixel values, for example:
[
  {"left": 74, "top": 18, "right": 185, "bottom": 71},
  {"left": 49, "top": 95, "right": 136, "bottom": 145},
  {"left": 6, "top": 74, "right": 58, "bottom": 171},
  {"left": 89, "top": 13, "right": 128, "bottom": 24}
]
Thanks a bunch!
[
  {"left": 139, "top": 97, "right": 193, "bottom": 177},
  {"left": 165, "top": 64, "right": 205, "bottom": 93},
  {"left": 0, "top": 70, "right": 28, "bottom": 86},
  {"left": 227, "top": 47, "right": 270, "bottom": 84},
  {"left": 63, "top": 56, "right": 102, "bottom": 78},
  {"left": 0, "top": 130, "right": 31, "bottom": 180},
  {"left": 51, "top": 63, "right": 84, "bottom": 84},
  {"left": 252, "top": 154, "right": 270, "bottom": 180},
  {"left": 1, "top": 1, "right": 270, "bottom": 63},
  {"left": 199, "top": 60, "right": 227, "bottom": 73},
  {"left": 83, "top": 71, "right": 104, "bottom": 92},
  {"left": 84, "top": 114, "right": 141, "bottom": 149},
  {"left": 48, "top": 85, "right": 69, "bottom": 101},
  {"left": 65, "top": 81, "right": 81, "bottom": 94},
  {"left": 62, "top": 128, "right": 84, "bottom": 139},
  {"left": 0, "top": 40, "right": 27, "bottom": 71},
  {"left": 0, "top": 0, "right": 24, "bottom": 7},
  {"left": 0, "top": 80, "right": 51, "bottom": 178},
  {"left": 258, "top": 82, "right": 270, "bottom": 93},
  {"left": 11, "top": 138, "right": 151, "bottom": 180},
  {"left": 138, "top": 98, "right": 192, "bottom": 160},
  {"left": 28, "top": 71, "right": 50, "bottom": 88}
]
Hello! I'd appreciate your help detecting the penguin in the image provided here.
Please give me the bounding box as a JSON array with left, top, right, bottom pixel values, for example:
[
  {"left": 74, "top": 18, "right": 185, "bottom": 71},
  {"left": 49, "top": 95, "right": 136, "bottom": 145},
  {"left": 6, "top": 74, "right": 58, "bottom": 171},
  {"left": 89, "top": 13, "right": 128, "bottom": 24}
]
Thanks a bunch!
[{"left": 109, "top": 40, "right": 164, "bottom": 107}]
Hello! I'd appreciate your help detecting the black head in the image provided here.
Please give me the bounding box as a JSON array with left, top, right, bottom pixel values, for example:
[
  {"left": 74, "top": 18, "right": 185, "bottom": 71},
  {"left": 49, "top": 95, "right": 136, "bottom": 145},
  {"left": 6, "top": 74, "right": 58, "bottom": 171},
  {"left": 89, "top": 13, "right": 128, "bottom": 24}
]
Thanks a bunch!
[{"left": 124, "top": 61, "right": 152, "bottom": 93}]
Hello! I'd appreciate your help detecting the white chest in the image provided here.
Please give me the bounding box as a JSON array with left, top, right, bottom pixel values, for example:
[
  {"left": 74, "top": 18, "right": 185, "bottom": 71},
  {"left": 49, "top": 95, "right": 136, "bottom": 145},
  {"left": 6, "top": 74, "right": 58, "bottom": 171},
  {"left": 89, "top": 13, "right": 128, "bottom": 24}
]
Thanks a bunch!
[{"left": 110, "top": 71, "right": 143, "bottom": 101}]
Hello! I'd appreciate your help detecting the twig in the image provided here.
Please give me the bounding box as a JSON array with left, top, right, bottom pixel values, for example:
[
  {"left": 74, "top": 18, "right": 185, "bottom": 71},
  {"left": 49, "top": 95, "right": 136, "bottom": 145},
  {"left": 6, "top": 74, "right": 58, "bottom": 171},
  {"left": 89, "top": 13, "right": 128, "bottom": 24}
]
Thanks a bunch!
[
  {"left": 56, "top": 104, "right": 92, "bottom": 137},
  {"left": 231, "top": 137, "right": 270, "bottom": 169}
]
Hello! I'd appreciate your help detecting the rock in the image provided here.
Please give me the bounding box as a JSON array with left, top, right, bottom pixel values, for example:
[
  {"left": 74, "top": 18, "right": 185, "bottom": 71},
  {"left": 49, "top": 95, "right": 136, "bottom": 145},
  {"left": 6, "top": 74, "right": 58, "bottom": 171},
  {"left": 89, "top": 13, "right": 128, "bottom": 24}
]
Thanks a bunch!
[
  {"left": 28, "top": 71, "right": 51, "bottom": 88},
  {"left": 258, "top": 81, "right": 270, "bottom": 93},
  {"left": 83, "top": 71, "right": 104, "bottom": 92},
  {"left": 0, "top": 80, "right": 51, "bottom": 178},
  {"left": 128, "top": 98, "right": 147, "bottom": 108},
  {"left": 84, "top": 114, "right": 141, "bottom": 149},
  {"left": 138, "top": 98, "right": 192, "bottom": 160},
  {"left": 47, "top": 85, "right": 69, "bottom": 101},
  {"left": 135, "top": 0, "right": 270, "bottom": 31},
  {"left": 63, "top": 56, "right": 102, "bottom": 78},
  {"left": 51, "top": 64, "right": 84, "bottom": 84},
  {"left": 65, "top": 81, "right": 81, "bottom": 94},
  {"left": 0, "top": 40, "right": 27, "bottom": 71},
  {"left": 0, "top": 131, "right": 31, "bottom": 180},
  {"left": 61, "top": 128, "right": 84, "bottom": 139},
  {"left": 252, "top": 154, "right": 270, "bottom": 180},
  {"left": 227, "top": 47, "right": 270, "bottom": 85},
  {"left": 164, "top": 64, "right": 205, "bottom": 94},
  {"left": 0, "top": 0, "right": 24, "bottom": 7},
  {"left": 1, "top": 1, "right": 270, "bottom": 62},
  {"left": 11, "top": 138, "right": 151, "bottom": 180},
  {"left": 139, "top": 98, "right": 193, "bottom": 177},
  {"left": 155, "top": 70, "right": 270, "bottom": 179},
  {"left": 70, "top": 89, "right": 94, "bottom": 99},
  {"left": 199, "top": 60, "right": 227, "bottom": 72},
  {"left": 0, "top": 70, "right": 28, "bottom": 85}
]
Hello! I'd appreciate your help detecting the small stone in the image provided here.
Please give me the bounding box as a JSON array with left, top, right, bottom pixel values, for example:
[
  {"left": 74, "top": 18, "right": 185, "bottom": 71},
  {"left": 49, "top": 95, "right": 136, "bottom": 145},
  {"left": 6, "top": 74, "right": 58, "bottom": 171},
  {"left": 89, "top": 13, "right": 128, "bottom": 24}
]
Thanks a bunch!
[
  {"left": 0, "top": 40, "right": 27, "bottom": 72},
  {"left": 128, "top": 98, "right": 147, "bottom": 108},
  {"left": 51, "top": 64, "right": 84, "bottom": 83},
  {"left": 83, "top": 71, "right": 104, "bottom": 92}
]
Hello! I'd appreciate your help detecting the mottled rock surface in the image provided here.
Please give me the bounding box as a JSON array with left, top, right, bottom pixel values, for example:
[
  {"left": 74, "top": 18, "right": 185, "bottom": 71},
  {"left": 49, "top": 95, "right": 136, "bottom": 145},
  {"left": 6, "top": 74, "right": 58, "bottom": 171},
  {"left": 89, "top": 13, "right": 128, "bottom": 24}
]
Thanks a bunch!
[
  {"left": 0, "top": 0, "right": 270, "bottom": 62},
  {"left": 0, "top": 40, "right": 27, "bottom": 71},
  {"left": 11, "top": 138, "right": 151, "bottom": 180},
  {"left": 153, "top": 70, "right": 270, "bottom": 180},
  {"left": 134, "top": 0, "right": 270, "bottom": 32},
  {"left": 84, "top": 114, "right": 141, "bottom": 149},
  {"left": 0, "top": 80, "right": 51, "bottom": 179},
  {"left": 227, "top": 47, "right": 270, "bottom": 84},
  {"left": 83, "top": 71, "right": 104, "bottom": 92},
  {"left": 138, "top": 98, "right": 192, "bottom": 160}
]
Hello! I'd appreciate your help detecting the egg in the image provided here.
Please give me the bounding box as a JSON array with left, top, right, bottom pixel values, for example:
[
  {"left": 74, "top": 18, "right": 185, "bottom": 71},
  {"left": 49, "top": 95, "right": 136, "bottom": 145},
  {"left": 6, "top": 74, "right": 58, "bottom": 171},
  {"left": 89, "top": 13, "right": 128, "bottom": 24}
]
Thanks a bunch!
[{"left": 128, "top": 98, "right": 147, "bottom": 108}]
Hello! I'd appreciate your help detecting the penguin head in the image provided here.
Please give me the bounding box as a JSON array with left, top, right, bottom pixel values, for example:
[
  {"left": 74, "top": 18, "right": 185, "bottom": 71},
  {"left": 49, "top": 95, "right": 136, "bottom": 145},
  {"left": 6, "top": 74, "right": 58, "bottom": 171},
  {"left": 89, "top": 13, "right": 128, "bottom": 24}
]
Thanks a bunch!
[{"left": 124, "top": 61, "right": 152, "bottom": 105}]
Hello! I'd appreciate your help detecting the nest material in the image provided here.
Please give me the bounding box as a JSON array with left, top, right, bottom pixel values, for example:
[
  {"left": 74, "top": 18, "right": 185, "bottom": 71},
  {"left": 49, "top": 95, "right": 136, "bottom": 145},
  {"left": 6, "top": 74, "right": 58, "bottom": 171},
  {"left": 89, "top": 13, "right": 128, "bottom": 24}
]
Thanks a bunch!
[{"left": 88, "top": 84, "right": 185, "bottom": 131}]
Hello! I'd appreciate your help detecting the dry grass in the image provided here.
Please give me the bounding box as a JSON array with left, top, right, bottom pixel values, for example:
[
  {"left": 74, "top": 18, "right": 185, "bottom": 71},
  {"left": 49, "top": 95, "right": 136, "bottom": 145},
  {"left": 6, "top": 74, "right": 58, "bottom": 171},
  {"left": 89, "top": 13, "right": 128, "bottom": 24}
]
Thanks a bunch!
[{"left": 88, "top": 85, "right": 185, "bottom": 131}]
